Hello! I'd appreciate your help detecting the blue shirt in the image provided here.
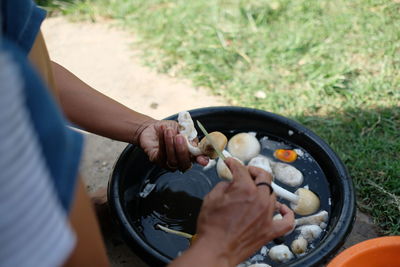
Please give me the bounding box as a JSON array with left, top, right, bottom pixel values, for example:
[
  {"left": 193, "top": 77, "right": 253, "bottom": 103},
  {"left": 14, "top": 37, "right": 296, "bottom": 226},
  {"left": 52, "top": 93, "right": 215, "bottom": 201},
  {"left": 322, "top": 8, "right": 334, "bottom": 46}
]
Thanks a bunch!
[{"left": 1, "top": 0, "right": 83, "bottom": 211}]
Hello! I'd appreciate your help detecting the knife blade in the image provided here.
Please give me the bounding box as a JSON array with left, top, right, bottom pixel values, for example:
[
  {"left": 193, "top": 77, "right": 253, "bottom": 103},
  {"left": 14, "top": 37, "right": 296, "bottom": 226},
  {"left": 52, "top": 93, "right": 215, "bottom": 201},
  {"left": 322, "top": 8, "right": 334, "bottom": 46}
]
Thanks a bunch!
[{"left": 196, "top": 120, "right": 226, "bottom": 160}]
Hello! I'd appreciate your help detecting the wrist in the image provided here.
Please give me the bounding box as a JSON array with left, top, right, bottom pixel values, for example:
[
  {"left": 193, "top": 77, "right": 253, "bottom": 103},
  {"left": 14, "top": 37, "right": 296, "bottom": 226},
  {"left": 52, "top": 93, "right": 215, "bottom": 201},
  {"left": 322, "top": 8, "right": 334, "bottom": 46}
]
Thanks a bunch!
[
  {"left": 187, "top": 235, "right": 231, "bottom": 267},
  {"left": 131, "top": 117, "right": 157, "bottom": 145}
]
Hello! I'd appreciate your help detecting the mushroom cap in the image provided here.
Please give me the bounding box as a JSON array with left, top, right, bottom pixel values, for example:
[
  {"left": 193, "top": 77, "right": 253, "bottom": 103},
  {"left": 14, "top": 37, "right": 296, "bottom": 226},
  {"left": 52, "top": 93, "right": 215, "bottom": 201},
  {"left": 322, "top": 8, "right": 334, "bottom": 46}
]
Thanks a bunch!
[
  {"left": 199, "top": 131, "right": 228, "bottom": 159},
  {"left": 271, "top": 162, "right": 303, "bottom": 187},
  {"left": 227, "top": 133, "right": 261, "bottom": 162},
  {"left": 291, "top": 236, "right": 308, "bottom": 255},
  {"left": 216, "top": 151, "right": 242, "bottom": 180},
  {"left": 268, "top": 244, "right": 294, "bottom": 263},
  {"left": 248, "top": 155, "right": 273, "bottom": 174},
  {"left": 297, "top": 225, "right": 323, "bottom": 242},
  {"left": 178, "top": 111, "right": 197, "bottom": 141},
  {"left": 291, "top": 188, "right": 320, "bottom": 216}
]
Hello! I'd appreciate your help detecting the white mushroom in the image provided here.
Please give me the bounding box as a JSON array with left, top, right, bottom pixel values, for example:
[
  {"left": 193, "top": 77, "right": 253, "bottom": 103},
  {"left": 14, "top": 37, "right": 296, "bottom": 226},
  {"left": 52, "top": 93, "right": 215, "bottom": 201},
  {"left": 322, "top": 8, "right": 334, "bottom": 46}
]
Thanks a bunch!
[
  {"left": 296, "top": 225, "right": 323, "bottom": 242},
  {"left": 248, "top": 264, "right": 271, "bottom": 267},
  {"left": 227, "top": 133, "right": 261, "bottom": 162},
  {"left": 178, "top": 111, "right": 198, "bottom": 141},
  {"left": 271, "top": 185, "right": 320, "bottom": 216},
  {"left": 216, "top": 150, "right": 243, "bottom": 180},
  {"left": 268, "top": 244, "right": 294, "bottom": 263},
  {"left": 271, "top": 162, "right": 303, "bottom": 187},
  {"left": 273, "top": 213, "right": 283, "bottom": 221},
  {"left": 295, "top": 210, "right": 328, "bottom": 227},
  {"left": 178, "top": 111, "right": 227, "bottom": 159},
  {"left": 248, "top": 155, "right": 272, "bottom": 174},
  {"left": 291, "top": 236, "right": 308, "bottom": 255},
  {"left": 202, "top": 159, "right": 216, "bottom": 171},
  {"left": 247, "top": 154, "right": 320, "bottom": 216}
]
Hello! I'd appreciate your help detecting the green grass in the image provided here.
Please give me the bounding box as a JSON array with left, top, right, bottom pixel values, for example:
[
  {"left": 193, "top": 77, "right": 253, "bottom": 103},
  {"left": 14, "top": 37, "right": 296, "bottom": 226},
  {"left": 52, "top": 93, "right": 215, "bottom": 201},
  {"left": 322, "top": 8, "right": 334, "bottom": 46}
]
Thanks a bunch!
[{"left": 45, "top": 0, "right": 399, "bottom": 234}]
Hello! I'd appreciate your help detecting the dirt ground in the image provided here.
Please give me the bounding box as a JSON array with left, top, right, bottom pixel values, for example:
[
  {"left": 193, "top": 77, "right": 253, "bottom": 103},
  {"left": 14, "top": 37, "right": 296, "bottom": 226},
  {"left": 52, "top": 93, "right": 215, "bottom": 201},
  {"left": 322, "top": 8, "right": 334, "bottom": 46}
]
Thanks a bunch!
[{"left": 41, "top": 17, "right": 379, "bottom": 267}]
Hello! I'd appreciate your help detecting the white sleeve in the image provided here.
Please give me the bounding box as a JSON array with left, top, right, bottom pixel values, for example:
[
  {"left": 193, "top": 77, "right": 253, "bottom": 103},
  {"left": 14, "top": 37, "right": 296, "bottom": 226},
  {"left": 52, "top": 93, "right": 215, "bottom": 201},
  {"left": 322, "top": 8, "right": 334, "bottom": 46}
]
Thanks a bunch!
[{"left": 0, "top": 51, "right": 76, "bottom": 267}]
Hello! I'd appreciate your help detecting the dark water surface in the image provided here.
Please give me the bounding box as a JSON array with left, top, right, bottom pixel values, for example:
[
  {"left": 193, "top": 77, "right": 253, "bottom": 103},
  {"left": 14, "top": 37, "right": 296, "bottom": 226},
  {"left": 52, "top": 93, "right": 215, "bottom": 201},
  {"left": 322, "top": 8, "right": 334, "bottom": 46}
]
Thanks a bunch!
[{"left": 124, "top": 132, "right": 331, "bottom": 265}]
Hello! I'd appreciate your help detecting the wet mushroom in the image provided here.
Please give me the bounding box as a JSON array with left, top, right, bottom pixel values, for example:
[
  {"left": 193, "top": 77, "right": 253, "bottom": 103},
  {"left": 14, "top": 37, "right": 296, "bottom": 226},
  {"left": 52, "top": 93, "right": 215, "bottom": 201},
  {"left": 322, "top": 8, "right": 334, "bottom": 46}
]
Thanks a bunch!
[
  {"left": 227, "top": 132, "right": 261, "bottom": 162},
  {"left": 271, "top": 185, "right": 320, "bottom": 216},
  {"left": 296, "top": 225, "right": 323, "bottom": 242},
  {"left": 268, "top": 244, "right": 294, "bottom": 263},
  {"left": 248, "top": 155, "right": 272, "bottom": 174},
  {"left": 247, "top": 155, "right": 320, "bottom": 215},
  {"left": 295, "top": 210, "right": 328, "bottom": 227},
  {"left": 290, "top": 225, "right": 323, "bottom": 255},
  {"left": 178, "top": 111, "right": 227, "bottom": 159},
  {"left": 270, "top": 162, "right": 303, "bottom": 187},
  {"left": 156, "top": 224, "right": 198, "bottom": 245},
  {"left": 291, "top": 236, "right": 308, "bottom": 255},
  {"left": 216, "top": 150, "right": 243, "bottom": 180}
]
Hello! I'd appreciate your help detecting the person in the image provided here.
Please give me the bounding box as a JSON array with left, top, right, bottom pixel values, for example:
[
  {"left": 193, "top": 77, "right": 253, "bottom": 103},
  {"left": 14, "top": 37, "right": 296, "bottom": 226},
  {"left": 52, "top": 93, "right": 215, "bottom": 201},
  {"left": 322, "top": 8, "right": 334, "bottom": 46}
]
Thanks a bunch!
[{"left": 0, "top": 0, "right": 294, "bottom": 266}]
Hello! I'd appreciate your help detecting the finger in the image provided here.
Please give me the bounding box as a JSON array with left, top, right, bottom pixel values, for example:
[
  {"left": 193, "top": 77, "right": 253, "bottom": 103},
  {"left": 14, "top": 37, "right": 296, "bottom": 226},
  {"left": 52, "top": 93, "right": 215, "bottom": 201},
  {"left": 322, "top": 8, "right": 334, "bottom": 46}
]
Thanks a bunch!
[
  {"left": 157, "top": 125, "right": 167, "bottom": 163},
  {"left": 224, "top": 158, "right": 253, "bottom": 186},
  {"left": 271, "top": 205, "right": 295, "bottom": 237},
  {"left": 248, "top": 166, "right": 273, "bottom": 184},
  {"left": 277, "top": 203, "right": 292, "bottom": 217},
  {"left": 174, "top": 134, "right": 192, "bottom": 171},
  {"left": 196, "top": 155, "right": 209, "bottom": 166},
  {"left": 205, "top": 181, "right": 230, "bottom": 201},
  {"left": 164, "top": 128, "right": 178, "bottom": 169},
  {"left": 249, "top": 166, "right": 273, "bottom": 197}
]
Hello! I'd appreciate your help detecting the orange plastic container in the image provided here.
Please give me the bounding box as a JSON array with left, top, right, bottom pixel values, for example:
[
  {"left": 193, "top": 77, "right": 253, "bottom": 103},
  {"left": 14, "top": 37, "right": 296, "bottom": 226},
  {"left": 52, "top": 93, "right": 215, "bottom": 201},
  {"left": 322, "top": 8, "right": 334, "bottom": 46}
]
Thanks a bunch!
[{"left": 328, "top": 236, "right": 400, "bottom": 267}]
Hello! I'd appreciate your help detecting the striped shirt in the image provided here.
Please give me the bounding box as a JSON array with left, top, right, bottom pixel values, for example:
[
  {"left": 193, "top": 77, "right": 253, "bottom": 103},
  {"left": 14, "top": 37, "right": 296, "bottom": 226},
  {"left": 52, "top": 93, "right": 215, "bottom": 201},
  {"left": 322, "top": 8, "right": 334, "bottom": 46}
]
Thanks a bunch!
[{"left": 0, "top": 47, "right": 75, "bottom": 266}]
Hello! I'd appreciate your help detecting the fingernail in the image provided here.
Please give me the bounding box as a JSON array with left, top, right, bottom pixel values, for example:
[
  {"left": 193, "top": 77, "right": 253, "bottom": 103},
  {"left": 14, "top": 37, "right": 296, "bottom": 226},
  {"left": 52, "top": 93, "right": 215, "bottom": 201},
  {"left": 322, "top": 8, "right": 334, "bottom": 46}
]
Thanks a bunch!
[{"left": 167, "top": 129, "right": 173, "bottom": 137}]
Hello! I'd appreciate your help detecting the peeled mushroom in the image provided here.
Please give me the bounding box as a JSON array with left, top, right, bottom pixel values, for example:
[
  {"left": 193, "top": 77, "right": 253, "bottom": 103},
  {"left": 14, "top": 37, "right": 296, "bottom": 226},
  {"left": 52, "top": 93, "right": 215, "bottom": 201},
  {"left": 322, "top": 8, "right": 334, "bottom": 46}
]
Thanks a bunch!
[
  {"left": 198, "top": 131, "right": 227, "bottom": 159},
  {"left": 268, "top": 244, "right": 294, "bottom": 263},
  {"left": 216, "top": 150, "right": 243, "bottom": 180},
  {"left": 296, "top": 225, "right": 323, "bottom": 242},
  {"left": 291, "top": 236, "right": 308, "bottom": 255},
  {"left": 178, "top": 111, "right": 197, "bottom": 141},
  {"left": 248, "top": 155, "right": 318, "bottom": 215},
  {"left": 227, "top": 133, "right": 261, "bottom": 162},
  {"left": 248, "top": 155, "right": 273, "bottom": 174},
  {"left": 295, "top": 210, "right": 328, "bottom": 227},
  {"left": 271, "top": 162, "right": 303, "bottom": 187},
  {"left": 271, "top": 185, "right": 320, "bottom": 216}
]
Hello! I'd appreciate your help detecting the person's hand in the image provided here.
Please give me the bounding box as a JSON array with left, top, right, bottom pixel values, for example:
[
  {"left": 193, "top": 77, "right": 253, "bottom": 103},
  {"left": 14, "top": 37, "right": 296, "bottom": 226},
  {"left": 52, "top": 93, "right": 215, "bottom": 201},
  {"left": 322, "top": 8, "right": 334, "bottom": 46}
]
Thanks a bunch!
[
  {"left": 192, "top": 158, "right": 294, "bottom": 266},
  {"left": 138, "top": 119, "right": 208, "bottom": 171}
]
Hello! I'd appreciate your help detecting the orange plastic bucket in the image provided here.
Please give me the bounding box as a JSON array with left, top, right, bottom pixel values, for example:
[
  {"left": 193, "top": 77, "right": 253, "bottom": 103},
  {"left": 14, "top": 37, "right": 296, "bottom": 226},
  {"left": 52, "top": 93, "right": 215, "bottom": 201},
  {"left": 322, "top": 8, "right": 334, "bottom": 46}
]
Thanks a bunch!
[{"left": 328, "top": 236, "right": 400, "bottom": 267}]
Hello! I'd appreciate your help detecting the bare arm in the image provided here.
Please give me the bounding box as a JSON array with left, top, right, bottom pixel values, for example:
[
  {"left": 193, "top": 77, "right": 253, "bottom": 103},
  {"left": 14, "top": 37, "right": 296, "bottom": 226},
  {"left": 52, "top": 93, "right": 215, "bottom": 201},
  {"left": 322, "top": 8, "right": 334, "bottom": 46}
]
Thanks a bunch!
[{"left": 52, "top": 61, "right": 154, "bottom": 144}]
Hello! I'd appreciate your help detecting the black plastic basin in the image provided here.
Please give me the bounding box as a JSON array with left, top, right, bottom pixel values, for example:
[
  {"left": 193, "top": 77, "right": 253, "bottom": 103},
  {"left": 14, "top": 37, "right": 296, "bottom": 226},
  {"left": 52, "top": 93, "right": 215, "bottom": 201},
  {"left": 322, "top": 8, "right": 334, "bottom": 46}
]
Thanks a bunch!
[{"left": 108, "top": 106, "right": 356, "bottom": 266}]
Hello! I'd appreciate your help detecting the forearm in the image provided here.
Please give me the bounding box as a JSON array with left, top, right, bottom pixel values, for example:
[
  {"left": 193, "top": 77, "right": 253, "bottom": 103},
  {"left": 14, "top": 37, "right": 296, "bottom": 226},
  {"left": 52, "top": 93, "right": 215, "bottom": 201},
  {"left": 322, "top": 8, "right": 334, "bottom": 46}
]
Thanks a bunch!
[{"left": 52, "top": 61, "right": 156, "bottom": 144}]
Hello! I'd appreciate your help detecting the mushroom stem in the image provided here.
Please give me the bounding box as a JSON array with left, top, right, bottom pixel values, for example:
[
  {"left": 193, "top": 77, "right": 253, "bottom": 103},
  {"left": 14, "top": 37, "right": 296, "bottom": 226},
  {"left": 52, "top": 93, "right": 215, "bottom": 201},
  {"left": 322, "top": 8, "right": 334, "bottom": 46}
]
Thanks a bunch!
[
  {"left": 295, "top": 210, "right": 328, "bottom": 226},
  {"left": 271, "top": 182, "right": 299, "bottom": 203},
  {"left": 185, "top": 138, "right": 202, "bottom": 156},
  {"left": 271, "top": 183, "right": 320, "bottom": 215},
  {"left": 156, "top": 224, "right": 193, "bottom": 239}
]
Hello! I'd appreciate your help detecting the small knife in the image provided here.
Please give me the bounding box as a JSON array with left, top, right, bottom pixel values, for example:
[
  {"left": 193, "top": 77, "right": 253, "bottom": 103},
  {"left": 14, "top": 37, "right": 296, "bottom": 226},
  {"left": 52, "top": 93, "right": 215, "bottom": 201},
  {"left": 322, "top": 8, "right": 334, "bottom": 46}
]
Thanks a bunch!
[{"left": 197, "top": 120, "right": 226, "bottom": 160}]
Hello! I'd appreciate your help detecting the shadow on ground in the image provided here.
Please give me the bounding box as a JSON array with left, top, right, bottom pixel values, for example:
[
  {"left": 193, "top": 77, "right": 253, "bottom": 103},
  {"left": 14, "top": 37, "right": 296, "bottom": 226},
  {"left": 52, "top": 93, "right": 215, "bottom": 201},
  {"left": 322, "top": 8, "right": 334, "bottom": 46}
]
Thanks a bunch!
[{"left": 294, "top": 105, "right": 400, "bottom": 235}]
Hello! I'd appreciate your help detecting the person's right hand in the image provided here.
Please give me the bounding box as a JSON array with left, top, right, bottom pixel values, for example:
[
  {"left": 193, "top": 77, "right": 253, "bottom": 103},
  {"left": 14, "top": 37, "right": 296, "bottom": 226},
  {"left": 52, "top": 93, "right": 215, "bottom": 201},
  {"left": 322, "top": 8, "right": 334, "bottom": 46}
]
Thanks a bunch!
[{"left": 193, "top": 158, "right": 295, "bottom": 266}]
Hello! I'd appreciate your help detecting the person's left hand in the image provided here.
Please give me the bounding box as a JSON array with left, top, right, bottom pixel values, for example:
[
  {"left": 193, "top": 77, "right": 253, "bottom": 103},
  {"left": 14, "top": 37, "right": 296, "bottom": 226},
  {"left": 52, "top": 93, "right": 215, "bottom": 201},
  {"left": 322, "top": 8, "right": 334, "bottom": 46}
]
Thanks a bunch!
[{"left": 138, "top": 120, "right": 208, "bottom": 172}]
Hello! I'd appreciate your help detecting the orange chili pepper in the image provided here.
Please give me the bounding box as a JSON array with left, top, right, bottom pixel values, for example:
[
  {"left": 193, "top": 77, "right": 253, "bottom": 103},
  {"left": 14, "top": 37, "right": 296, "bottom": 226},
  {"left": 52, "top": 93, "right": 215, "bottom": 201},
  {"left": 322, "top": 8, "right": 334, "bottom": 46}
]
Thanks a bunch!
[{"left": 274, "top": 149, "right": 298, "bottom": 163}]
